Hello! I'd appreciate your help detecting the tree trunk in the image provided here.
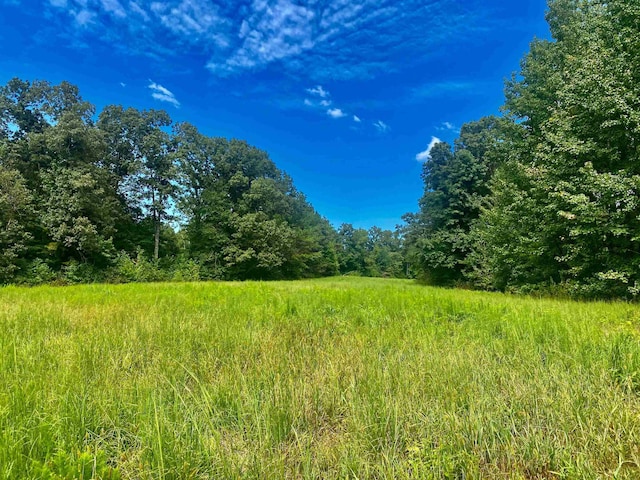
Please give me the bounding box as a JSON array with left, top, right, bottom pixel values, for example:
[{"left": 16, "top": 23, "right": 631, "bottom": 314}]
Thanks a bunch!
[{"left": 154, "top": 209, "right": 160, "bottom": 261}]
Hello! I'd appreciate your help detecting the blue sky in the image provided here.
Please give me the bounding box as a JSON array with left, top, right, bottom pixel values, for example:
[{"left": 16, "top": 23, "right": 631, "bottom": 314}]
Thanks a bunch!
[{"left": 0, "top": 0, "right": 550, "bottom": 230}]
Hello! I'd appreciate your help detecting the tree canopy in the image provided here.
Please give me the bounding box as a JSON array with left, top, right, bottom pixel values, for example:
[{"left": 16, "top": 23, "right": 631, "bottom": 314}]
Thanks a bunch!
[
  {"left": 405, "top": 0, "right": 640, "bottom": 299},
  {"left": 0, "top": 78, "right": 405, "bottom": 284}
]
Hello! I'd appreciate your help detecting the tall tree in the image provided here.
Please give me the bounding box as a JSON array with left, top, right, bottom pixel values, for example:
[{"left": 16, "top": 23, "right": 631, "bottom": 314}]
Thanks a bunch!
[
  {"left": 173, "top": 123, "right": 234, "bottom": 275},
  {"left": 98, "top": 107, "right": 174, "bottom": 261},
  {"left": 0, "top": 77, "right": 362, "bottom": 284},
  {"left": 405, "top": 118, "right": 501, "bottom": 285},
  {"left": 174, "top": 124, "right": 339, "bottom": 280},
  {"left": 31, "top": 101, "right": 120, "bottom": 266},
  {"left": 0, "top": 167, "right": 33, "bottom": 282},
  {"left": 477, "top": 0, "right": 640, "bottom": 297}
]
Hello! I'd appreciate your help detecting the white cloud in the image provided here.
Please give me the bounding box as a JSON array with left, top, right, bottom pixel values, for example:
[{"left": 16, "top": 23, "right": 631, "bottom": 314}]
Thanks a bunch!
[
  {"left": 150, "top": 0, "right": 230, "bottom": 47},
  {"left": 327, "top": 108, "right": 347, "bottom": 119},
  {"left": 353, "top": 115, "right": 361, "bottom": 123},
  {"left": 373, "top": 120, "right": 389, "bottom": 132},
  {"left": 44, "top": 0, "right": 485, "bottom": 81},
  {"left": 74, "top": 9, "right": 96, "bottom": 26},
  {"left": 416, "top": 136, "right": 442, "bottom": 162},
  {"left": 204, "top": 0, "right": 477, "bottom": 78},
  {"left": 303, "top": 85, "right": 341, "bottom": 114},
  {"left": 46, "top": 0, "right": 231, "bottom": 58},
  {"left": 208, "top": 0, "right": 315, "bottom": 74},
  {"left": 307, "top": 85, "right": 329, "bottom": 98},
  {"left": 100, "top": 0, "right": 126, "bottom": 18},
  {"left": 151, "top": 93, "right": 180, "bottom": 107},
  {"left": 149, "top": 81, "right": 172, "bottom": 97},
  {"left": 129, "top": 1, "right": 150, "bottom": 22},
  {"left": 148, "top": 81, "right": 180, "bottom": 107},
  {"left": 304, "top": 96, "right": 332, "bottom": 109},
  {"left": 436, "top": 121, "right": 458, "bottom": 132}
]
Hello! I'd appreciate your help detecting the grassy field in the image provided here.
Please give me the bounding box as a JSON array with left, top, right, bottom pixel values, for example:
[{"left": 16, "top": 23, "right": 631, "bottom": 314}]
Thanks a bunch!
[{"left": 1, "top": 277, "right": 640, "bottom": 479}]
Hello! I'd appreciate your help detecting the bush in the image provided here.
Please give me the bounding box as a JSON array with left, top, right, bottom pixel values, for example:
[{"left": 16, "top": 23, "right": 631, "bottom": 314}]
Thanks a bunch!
[
  {"left": 62, "top": 260, "right": 102, "bottom": 284},
  {"left": 109, "top": 249, "right": 169, "bottom": 283},
  {"left": 23, "top": 259, "right": 57, "bottom": 285},
  {"left": 171, "top": 257, "right": 201, "bottom": 282}
]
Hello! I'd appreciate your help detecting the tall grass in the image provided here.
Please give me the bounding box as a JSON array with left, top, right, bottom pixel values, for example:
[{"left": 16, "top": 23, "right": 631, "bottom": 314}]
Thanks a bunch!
[{"left": 1, "top": 277, "right": 640, "bottom": 478}]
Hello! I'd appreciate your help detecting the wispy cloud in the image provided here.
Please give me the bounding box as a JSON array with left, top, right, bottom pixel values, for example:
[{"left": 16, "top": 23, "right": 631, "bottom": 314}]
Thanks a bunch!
[
  {"left": 148, "top": 81, "right": 180, "bottom": 108},
  {"left": 304, "top": 84, "right": 332, "bottom": 109},
  {"left": 74, "top": 9, "right": 96, "bottom": 26},
  {"left": 353, "top": 115, "right": 361, "bottom": 123},
  {"left": 44, "top": 0, "right": 485, "bottom": 81},
  {"left": 416, "top": 136, "right": 441, "bottom": 162},
  {"left": 150, "top": 0, "right": 230, "bottom": 48},
  {"left": 45, "top": 0, "right": 233, "bottom": 59},
  {"left": 100, "top": 0, "right": 126, "bottom": 18},
  {"left": 307, "top": 85, "right": 330, "bottom": 98},
  {"left": 327, "top": 108, "right": 347, "bottom": 119},
  {"left": 373, "top": 120, "right": 389, "bottom": 133},
  {"left": 129, "top": 1, "right": 149, "bottom": 21},
  {"left": 304, "top": 86, "right": 355, "bottom": 123},
  {"left": 207, "top": 0, "right": 383, "bottom": 77},
  {"left": 436, "top": 121, "right": 458, "bottom": 132},
  {"left": 208, "top": 0, "right": 315, "bottom": 75}
]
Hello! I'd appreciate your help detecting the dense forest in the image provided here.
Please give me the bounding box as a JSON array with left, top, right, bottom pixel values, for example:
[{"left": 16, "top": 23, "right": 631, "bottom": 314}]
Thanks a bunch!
[
  {"left": 1, "top": 0, "right": 639, "bottom": 299},
  {"left": 0, "top": 78, "right": 405, "bottom": 284},
  {"left": 403, "top": 0, "right": 640, "bottom": 299}
]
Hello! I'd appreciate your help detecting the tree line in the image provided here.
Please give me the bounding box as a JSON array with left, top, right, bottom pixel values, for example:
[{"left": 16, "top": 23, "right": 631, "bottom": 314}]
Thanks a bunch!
[
  {"left": 404, "top": 0, "right": 640, "bottom": 299},
  {"left": 2, "top": 0, "right": 636, "bottom": 299},
  {"left": 0, "top": 80, "right": 405, "bottom": 284}
]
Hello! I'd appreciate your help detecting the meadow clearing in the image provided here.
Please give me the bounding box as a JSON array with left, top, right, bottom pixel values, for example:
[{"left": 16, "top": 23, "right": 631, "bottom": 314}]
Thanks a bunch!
[{"left": 1, "top": 277, "right": 640, "bottom": 479}]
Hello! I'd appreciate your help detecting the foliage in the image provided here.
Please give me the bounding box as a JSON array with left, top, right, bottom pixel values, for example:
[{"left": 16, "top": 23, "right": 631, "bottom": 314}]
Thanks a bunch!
[
  {"left": 21, "top": 258, "right": 57, "bottom": 285},
  {"left": 404, "top": 117, "right": 501, "bottom": 285},
  {"left": 0, "top": 78, "right": 354, "bottom": 284},
  {"left": 109, "top": 249, "right": 169, "bottom": 283},
  {"left": 0, "top": 168, "right": 33, "bottom": 283},
  {"left": 404, "top": 0, "right": 640, "bottom": 299},
  {"left": 337, "top": 223, "right": 406, "bottom": 278},
  {"left": 173, "top": 123, "right": 342, "bottom": 280},
  {"left": 471, "top": 0, "right": 640, "bottom": 298}
]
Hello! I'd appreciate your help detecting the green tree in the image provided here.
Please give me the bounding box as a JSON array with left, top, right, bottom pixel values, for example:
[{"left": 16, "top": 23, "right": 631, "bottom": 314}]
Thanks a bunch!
[
  {"left": 0, "top": 168, "right": 33, "bottom": 282},
  {"left": 336, "top": 224, "right": 405, "bottom": 277},
  {"left": 0, "top": 77, "right": 342, "bottom": 284},
  {"left": 172, "top": 123, "right": 233, "bottom": 276},
  {"left": 33, "top": 107, "right": 121, "bottom": 267},
  {"left": 405, "top": 117, "right": 501, "bottom": 285},
  {"left": 174, "top": 124, "right": 338, "bottom": 280},
  {"left": 97, "top": 106, "right": 174, "bottom": 261},
  {"left": 477, "top": 0, "right": 640, "bottom": 297}
]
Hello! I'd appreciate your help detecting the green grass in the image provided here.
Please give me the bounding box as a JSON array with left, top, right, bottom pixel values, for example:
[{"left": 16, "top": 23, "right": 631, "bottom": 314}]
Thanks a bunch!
[{"left": 1, "top": 277, "right": 640, "bottom": 479}]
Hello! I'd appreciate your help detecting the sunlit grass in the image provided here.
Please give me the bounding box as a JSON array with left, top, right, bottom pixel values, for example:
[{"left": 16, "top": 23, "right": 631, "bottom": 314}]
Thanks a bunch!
[{"left": 1, "top": 277, "right": 640, "bottom": 478}]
